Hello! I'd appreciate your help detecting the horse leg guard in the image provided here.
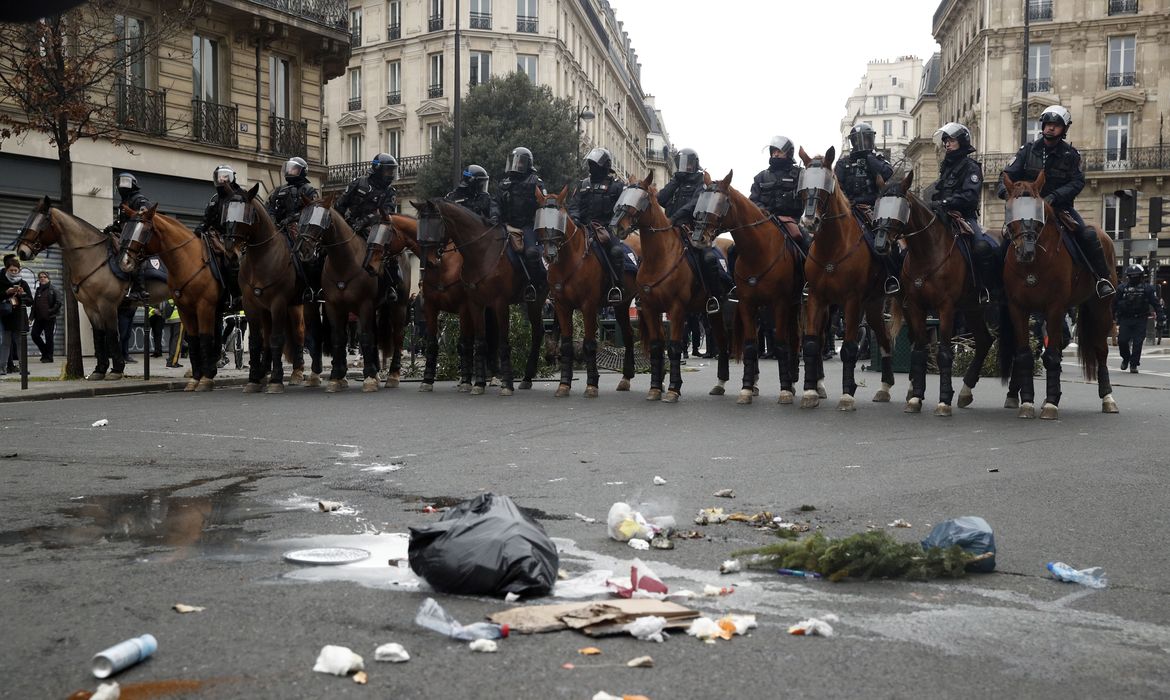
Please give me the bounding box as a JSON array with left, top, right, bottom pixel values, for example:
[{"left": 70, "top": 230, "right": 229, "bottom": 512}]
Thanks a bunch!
[
  {"left": 473, "top": 338, "right": 489, "bottom": 388},
  {"left": 1042, "top": 347, "right": 1062, "bottom": 407},
  {"left": 936, "top": 340, "right": 955, "bottom": 406},
  {"left": 92, "top": 329, "right": 109, "bottom": 375},
  {"left": 558, "top": 335, "right": 574, "bottom": 387},
  {"left": 425, "top": 337, "right": 441, "bottom": 386},
  {"left": 200, "top": 334, "right": 218, "bottom": 381},
  {"left": 801, "top": 335, "right": 820, "bottom": 391},
  {"left": 840, "top": 340, "right": 860, "bottom": 397},
  {"left": 583, "top": 338, "right": 599, "bottom": 390},
  {"left": 1013, "top": 348, "right": 1035, "bottom": 406},
  {"left": 498, "top": 340, "right": 514, "bottom": 392},
  {"left": 907, "top": 346, "right": 927, "bottom": 401},
  {"left": 247, "top": 329, "right": 265, "bottom": 384},
  {"left": 360, "top": 332, "right": 378, "bottom": 380},
  {"left": 775, "top": 345, "right": 794, "bottom": 395},
  {"left": 649, "top": 340, "right": 665, "bottom": 391},
  {"left": 268, "top": 333, "right": 286, "bottom": 386},
  {"left": 741, "top": 340, "right": 758, "bottom": 393},
  {"left": 667, "top": 339, "right": 684, "bottom": 393}
]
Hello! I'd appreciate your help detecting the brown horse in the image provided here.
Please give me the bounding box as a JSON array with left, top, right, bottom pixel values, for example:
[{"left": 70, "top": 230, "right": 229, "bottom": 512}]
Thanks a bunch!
[
  {"left": 219, "top": 184, "right": 310, "bottom": 394},
  {"left": 16, "top": 197, "right": 169, "bottom": 380},
  {"left": 118, "top": 205, "right": 224, "bottom": 390},
  {"left": 535, "top": 186, "right": 637, "bottom": 397},
  {"left": 874, "top": 170, "right": 996, "bottom": 416},
  {"left": 357, "top": 212, "right": 416, "bottom": 388},
  {"left": 998, "top": 172, "right": 1118, "bottom": 419},
  {"left": 611, "top": 171, "right": 730, "bottom": 402},
  {"left": 691, "top": 171, "right": 804, "bottom": 405},
  {"left": 410, "top": 198, "right": 544, "bottom": 395},
  {"left": 797, "top": 146, "right": 897, "bottom": 410}
]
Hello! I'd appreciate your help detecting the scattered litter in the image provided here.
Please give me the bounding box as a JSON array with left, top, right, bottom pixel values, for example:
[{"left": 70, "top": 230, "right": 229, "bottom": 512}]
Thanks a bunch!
[
  {"left": 607, "top": 503, "right": 675, "bottom": 542},
  {"left": 422, "top": 505, "right": 439, "bottom": 514},
  {"left": 374, "top": 643, "right": 410, "bottom": 663},
  {"left": 92, "top": 634, "right": 157, "bottom": 679},
  {"left": 607, "top": 561, "right": 669, "bottom": 599},
  {"left": 593, "top": 695, "right": 650, "bottom": 700},
  {"left": 91, "top": 682, "right": 120, "bottom": 700},
  {"left": 548, "top": 477, "right": 566, "bottom": 482},
  {"left": 788, "top": 615, "right": 837, "bottom": 637},
  {"left": 921, "top": 516, "right": 996, "bottom": 573},
  {"left": 686, "top": 615, "right": 757, "bottom": 642},
  {"left": 694, "top": 508, "right": 729, "bottom": 525},
  {"left": 701, "top": 584, "right": 735, "bottom": 597},
  {"left": 712, "top": 489, "right": 735, "bottom": 498},
  {"left": 987, "top": 468, "right": 999, "bottom": 473},
  {"left": 888, "top": 519, "right": 912, "bottom": 528},
  {"left": 773, "top": 521, "right": 811, "bottom": 533},
  {"left": 415, "top": 598, "right": 509, "bottom": 640},
  {"left": 283, "top": 547, "right": 370, "bottom": 566},
  {"left": 409, "top": 493, "right": 558, "bottom": 596},
  {"left": 172, "top": 604, "right": 204, "bottom": 614},
  {"left": 719, "top": 559, "right": 742, "bottom": 574},
  {"left": 653, "top": 476, "right": 667, "bottom": 485},
  {"left": 352, "top": 671, "right": 368, "bottom": 685},
  {"left": 312, "top": 645, "right": 364, "bottom": 676},
  {"left": 1047, "top": 561, "right": 1108, "bottom": 589},
  {"left": 649, "top": 534, "right": 674, "bottom": 550},
  {"left": 505, "top": 592, "right": 521, "bottom": 603},
  {"left": 627, "top": 538, "right": 650, "bottom": 551},
  {"left": 626, "top": 656, "right": 654, "bottom": 668},
  {"left": 563, "top": 663, "right": 576, "bottom": 670},
  {"left": 674, "top": 530, "right": 704, "bottom": 539},
  {"left": 318, "top": 500, "right": 344, "bottom": 512},
  {"left": 468, "top": 639, "right": 499, "bottom": 653},
  {"left": 91, "top": 419, "right": 109, "bottom": 428},
  {"left": 604, "top": 481, "right": 626, "bottom": 486},
  {"left": 553, "top": 570, "right": 613, "bottom": 599},
  {"left": 728, "top": 511, "right": 774, "bottom": 525},
  {"left": 578, "top": 647, "right": 602, "bottom": 656},
  {"left": 844, "top": 465, "right": 862, "bottom": 469},
  {"left": 622, "top": 616, "right": 668, "bottom": 643},
  {"left": 574, "top": 512, "right": 597, "bottom": 524},
  {"left": 489, "top": 599, "right": 698, "bottom": 635},
  {"left": 777, "top": 568, "right": 823, "bottom": 580},
  {"left": 799, "top": 505, "right": 817, "bottom": 511}
]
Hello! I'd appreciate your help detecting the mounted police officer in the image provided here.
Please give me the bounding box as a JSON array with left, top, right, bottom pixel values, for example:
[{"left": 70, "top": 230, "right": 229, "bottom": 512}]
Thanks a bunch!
[
  {"left": 930, "top": 122, "right": 1001, "bottom": 305},
  {"left": 336, "top": 153, "right": 402, "bottom": 300},
  {"left": 108, "top": 172, "right": 152, "bottom": 302},
  {"left": 568, "top": 147, "right": 627, "bottom": 303},
  {"left": 998, "top": 105, "right": 1115, "bottom": 297},
  {"left": 446, "top": 164, "right": 499, "bottom": 222},
  {"left": 1114, "top": 263, "right": 1165, "bottom": 373},
  {"left": 497, "top": 146, "right": 547, "bottom": 302},
  {"left": 835, "top": 123, "right": 899, "bottom": 293},
  {"left": 750, "top": 136, "right": 804, "bottom": 220},
  {"left": 194, "top": 164, "right": 245, "bottom": 306},
  {"left": 658, "top": 148, "right": 726, "bottom": 313},
  {"left": 266, "top": 156, "right": 318, "bottom": 239}
]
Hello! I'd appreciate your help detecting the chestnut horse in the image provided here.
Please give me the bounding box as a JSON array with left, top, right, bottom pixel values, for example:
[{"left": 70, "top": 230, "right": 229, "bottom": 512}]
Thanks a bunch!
[
  {"left": 691, "top": 171, "right": 804, "bottom": 405},
  {"left": 873, "top": 170, "right": 995, "bottom": 416},
  {"left": 357, "top": 211, "right": 417, "bottom": 388},
  {"left": 797, "top": 146, "right": 897, "bottom": 410},
  {"left": 611, "top": 171, "right": 730, "bottom": 402},
  {"left": 535, "top": 186, "right": 637, "bottom": 397},
  {"left": 410, "top": 198, "right": 544, "bottom": 395},
  {"left": 219, "top": 184, "right": 311, "bottom": 394},
  {"left": 118, "top": 205, "right": 224, "bottom": 390},
  {"left": 16, "top": 197, "right": 168, "bottom": 380},
  {"left": 998, "top": 172, "right": 1118, "bottom": 419}
]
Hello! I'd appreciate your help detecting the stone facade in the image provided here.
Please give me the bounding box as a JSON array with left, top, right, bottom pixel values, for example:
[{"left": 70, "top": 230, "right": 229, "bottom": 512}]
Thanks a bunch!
[{"left": 839, "top": 56, "right": 925, "bottom": 165}]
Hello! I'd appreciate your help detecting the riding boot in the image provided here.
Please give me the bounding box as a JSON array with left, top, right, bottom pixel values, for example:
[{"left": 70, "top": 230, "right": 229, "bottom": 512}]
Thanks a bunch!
[
  {"left": 701, "top": 251, "right": 725, "bottom": 314},
  {"left": 973, "top": 240, "right": 1001, "bottom": 306},
  {"left": 522, "top": 247, "right": 544, "bottom": 303},
  {"left": 383, "top": 260, "right": 402, "bottom": 303},
  {"left": 726, "top": 245, "right": 739, "bottom": 303},
  {"left": 128, "top": 269, "right": 149, "bottom": 302},
  {"left": 606, "top": 245, "right": 626, "bottom": 304},
  {"left": 1078, "top": 229, "right": 1116, "bottom": 297}
]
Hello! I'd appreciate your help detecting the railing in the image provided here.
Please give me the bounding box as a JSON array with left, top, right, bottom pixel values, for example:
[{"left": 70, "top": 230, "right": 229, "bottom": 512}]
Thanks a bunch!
[
  {"left": 980, "top": 146, "right": 1170, "bottom": 176},
  {"left": 269, "top": 114, "right": 307, "bottom": 157},
  {"left": 191, "top": 98, "right": 238, "bottom": 147},
  {"left": 516, "top": 15, "right": 538, "bottom": 33},
  {"left": 347, "top": 96, "right": 362, "bottom": 111},
  {"left": 350, "top": 30, "right": 361, "bottom": 46},
  {"left": 1027, "top": 77, "right": 1051, "bottom": 92},
  {"left": 1108, "top": 0, "right": 1138, "bottom": 14},
  {"left": 470, "top": 11, "right": 491, "bottom": 29},
  {"left": 428, "top": 14, "right": 443, "bottom": 31},
  {"left": 1027, "top": 0, "right": 1053, "bottom": 20},
  {"left": 645, "top": 147, "right": 670, "bottom": 163},
  {"left": 327, "top": 154, "right": 433, "bottom": 187},
  {"left": 387, "top": 23, "right": 400, "bottom": 39},
  {"left": 244, "top": 0, "right": 349, "bottom": 30},
  {"left": 116, "top": 84, "right": 166, "bottom": 136},
  {"left": 427, "top": 83, "right": 443, "bottom": 98},
  {"left": 386, "top": 91, "right": 401, "bottom": 105},
  {"left": 1106, "top": 72, "right": 1135, "bottom": 88}
]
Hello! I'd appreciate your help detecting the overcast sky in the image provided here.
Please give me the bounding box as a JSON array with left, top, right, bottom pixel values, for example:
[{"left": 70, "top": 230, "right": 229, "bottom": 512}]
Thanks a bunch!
[{"left": 607, "top": 0, "right": 943, "bottom": 188}]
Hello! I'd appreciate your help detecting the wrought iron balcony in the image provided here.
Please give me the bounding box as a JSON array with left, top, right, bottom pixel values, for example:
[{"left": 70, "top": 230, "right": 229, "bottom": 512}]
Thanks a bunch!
[
  {"left": 347, "top": 96, "right": 362, "bottom": 111},
  {"left": 1027, "top": 0, "right": 1052, "bottom": 20},
  {"left": 191, "top": 98, "right": 238, "bottom": 148},
  {"left": 645, "top": 147, "right": 670, "bottom": 164},
  {"left": 428, "top": 14, "right": 443, "bottom": 31},
  {"left": 387, "top": 23, "right": 400, "bottom": 39},
  {"left": 116, "top": 84, "right": 166, "bottom": 136},
  {"left": 327, "top": 154, "right": 433, "bottom": 187},
  {"left": 516, "top": 15, "right": 538, "bottom": 33},
  {"left": 980, "top": 146, "right": 1170, "bottom": 176},
  {"left": 470, "top": 12, "right": 491, "bottom": 29},
  {"left": 1108, "top": 0, "right": 1138, "bottom": 14},
  {"left": 244, "top": 0, "right": 349, "bottom": 30},
  {"left": 427, "top": 83, "right": 443, "bottom": 98},
  {"left": 386, "top": 91, "right": 401, "bottom": 105},
  {"left": 350, "top": 30, "right": 361, "bottom": 47},
  {"left": 1027, "top": 77, "right": 1051, "bottom": 93},
  {"left": 1106, "top": 72, "right": 1136, "bottom": 88},
  {"left": 269, "top": 114, "right": 307, "bottom": 158}
]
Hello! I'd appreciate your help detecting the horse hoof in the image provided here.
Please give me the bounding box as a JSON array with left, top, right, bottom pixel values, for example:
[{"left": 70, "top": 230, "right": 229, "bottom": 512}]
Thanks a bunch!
[
  {"left": 362, "top": 377, "right": 379, "bottom": 392},
  {"left": 86, "top": 372, "right": 105, "bottom": 381},
  {"left": 872, "top": 389, "right": 891, "bottom": 402},
  {"left": 838, "top": 395, "right": 857, "bottom": 411},
  {"left": 518, "top": 380, "right": 532, "bottom": 390},
  {"left": 663, "top": 390, "right": 680, "bottom": 403},
  {"left": 470, "top": 385, "right": 485, "bottom": 395},
  {"left": 489, "top": 376, "right": 501, "bottom": 387},
  {"left": 957, "top": 386, "right": 974, "bottom": 408},
  {"left": 904, "top": 397, "right": 922, "bottom": 413},
  {"left": 1004, "top": 396, "right": 1020, "bottom": 410},
  {"left": 1102, "top": 395, "right": 1119, "bottom": 414},
  {"left": 184, "top": 369, "right": 193, "bottom": 379},
  {"left": 1039, "top": 402, "right": 1059, "bottom": 420},
  {"left": 456, "top": 382, "right": 470, "bottom": 393},
  {"left": 266, "top": 383, "right": 285, "bottom": 394},
  {"left": 646, "top": 389, "right": 662, "bottom": 401},
  {"left": 935, "top": 403, "right": 952, "bottom": 417},
  {"left": 385, "top": 373, "right": 400, "bottom": 389},
  {"left": 307, "top": 372, "right": 322, "bottom": 387},
  {"left": 616, "top": 378, "right": 631, "bottom": 392},
  {"left": 778, "top": 390, "right": 794, "bottom": 405},
  {"left": 195, "top": 378, "right": 214, "bottom": 392},
  {"left": 736, "top": 389, "right": 753, "bottom": 405},
  {"left": 105, "top": 372, "right": 123, "bottom": 381},
  {"left": 709, "top": 385, "right": 725, "bottom": 396},
  {"left": 800, "top": 390, "right": 821, "bottom": 409},
  {"left": 288, "top": 370, "right": 305, "bottom": 386},
  {"left": 1017, "top": 402, "right": 1035, "bottom": 419},
  {"left": 554, "top": 384, "right": 571, "bottom": 397},
  {"left": 183, "top": 380, "right": 198, "bottom": 392},
  {"left": 584, "top": 386, "right": 599, "bottom": 398},
  {"left": 499, "top": 387, "right": 514, "bottom": 397},
  {"left": 243, "top": 382, "right": 262, "bottom": 393},
  {"left": 419, "top": 382, "right": 434, "bottom": 393},
  {"left": 752, "top": 385, "right": 760, "bottom": 397},
  {"left": 816, "top": 383, "right": 828, "bottom": 399}
]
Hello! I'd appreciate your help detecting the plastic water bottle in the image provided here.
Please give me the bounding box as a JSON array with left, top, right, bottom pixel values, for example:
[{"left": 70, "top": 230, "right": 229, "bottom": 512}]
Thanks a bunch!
[
  {"left": 414, "top": 597, "right": 508, "bottom": 641},
  {"left": 1046, "top": 561, "right": 1108, "bottom": 589}
]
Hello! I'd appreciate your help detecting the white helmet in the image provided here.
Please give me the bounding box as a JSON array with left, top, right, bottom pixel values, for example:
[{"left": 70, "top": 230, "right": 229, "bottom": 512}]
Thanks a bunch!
[
  {"left": 1039, "top": 105, "right": 1072, "bottom": 128},
  {"left": 765, "top": 135, "right": 794, "bottom": 158}
]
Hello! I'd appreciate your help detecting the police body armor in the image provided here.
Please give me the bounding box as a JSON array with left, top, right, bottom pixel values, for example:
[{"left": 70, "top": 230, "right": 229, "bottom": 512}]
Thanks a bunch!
[
  {"left": 752, "top": 165, "right": 802, "bottom": 218},
  {"left": 339, "top": 176, "right": 396, "bottom": 232},
  {"left": 577, "top": 176, "right": 624, "bottom": 224},
  {"left": 839, "top": 156, "right": 880, "bottom": 205},
  {"left": 498, "top": 172, "right": 543, "bottom": 228},
  {"left": 269, "top": 181, "right": 317, "bottom": 228},
  {"left": 447, "top": 187, "right": 497, "bottom": 221},
  {"left": 660, "top": 172, "right": 704, "bottom": 220},
  {"left": 1117, "top": 284, "right": 1150, "bottom": 319},
  {"left": 1019, "top": 142, "right": 1079, "bottom": 197},
  {"left": 936, "top": 157, "right": 982, "bottom": 219}
]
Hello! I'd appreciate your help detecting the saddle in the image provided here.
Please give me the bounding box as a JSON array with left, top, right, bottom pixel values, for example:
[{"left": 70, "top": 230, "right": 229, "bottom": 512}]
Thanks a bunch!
[
  {"left": 589, "top": 221, "right": 611, "bottom": 246},
  {"left": 947, "top": 211, "right": 974, "bottom": 236},
  {"left": 775, "top": 216, "right": 804, "bottom": 243},
  {"left": 505, "top": 225, "right": 525, "bottom": 253}
]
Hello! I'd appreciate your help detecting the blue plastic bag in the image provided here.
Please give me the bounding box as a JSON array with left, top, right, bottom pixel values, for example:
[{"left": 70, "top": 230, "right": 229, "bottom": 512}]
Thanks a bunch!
[{"left": 920, "top": 516, "right": 996, "bottom": 573}]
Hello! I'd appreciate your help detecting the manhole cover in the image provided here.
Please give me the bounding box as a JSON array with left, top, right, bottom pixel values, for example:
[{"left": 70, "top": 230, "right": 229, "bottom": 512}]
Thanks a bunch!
[{"left": 283, "top": 547, "right": 371, "bottom": 565}]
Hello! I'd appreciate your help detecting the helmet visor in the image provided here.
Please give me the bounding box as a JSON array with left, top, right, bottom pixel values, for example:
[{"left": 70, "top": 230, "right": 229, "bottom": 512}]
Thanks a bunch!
[
  {"left": 214, "top": 167, "right": 235, "bottom": 186},
  {"left": 506, "top": 151, "right": 532, "bottom": 173},
  {"left": 117, "top": 174, "right": 136, "bottom": 190},
  {"left": 677, "top": 152, "right": 698, "bottom": 173},
  {"left": 283, "top": 160, "right": 305, "bottom": 178},
  {"left": 874, "top": 196, "right": 911, "bottom": 225}
]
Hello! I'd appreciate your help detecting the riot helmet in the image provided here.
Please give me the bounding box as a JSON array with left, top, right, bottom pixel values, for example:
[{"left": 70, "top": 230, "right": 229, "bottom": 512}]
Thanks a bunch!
[
  {"left": 1039, "top": 106, "right": 1072, "bottom": 140},
  {"left": 370, "top": 153, "right": 398, "bottom": 182},
  {"left": 1125, "top": 263, "right": 1145, "bottom": 280},
  {"left": 212, "top": 165, "right": 237, "bottom": 188},
  {"left": 676, "top": 148, "right": 700, "bottom": 174},
  {"left": 282, "top": 157, "right": 309, "bottom": 183},
  {"left": 933, "top": 122, "right": 973, "bottom": 151},
  {"left": 506, "top": 147, "right": 533, "bottom": 175},
  {"left": 766, "top": 135, "right": 795, "bottom": 159},
  {"left": 116, "top": 172, "right": 139, "bottom": 198},
  {"left": 461, "top": 164, "right": 489, "bottom": 193},
  {"left": 848, "top": 123, "right": 876, "bottom": 153},
  {"left": 585, "top": 147, "right": 613, "bottom": 180}
]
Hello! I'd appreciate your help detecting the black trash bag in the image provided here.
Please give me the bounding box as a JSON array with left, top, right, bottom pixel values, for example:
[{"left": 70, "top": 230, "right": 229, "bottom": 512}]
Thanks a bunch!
[
  {"left": 921, "top": 516, "right": 996, "bottom": 573},
  {"left": 408, "top": 493, "right": 559, "bottom": 597}
]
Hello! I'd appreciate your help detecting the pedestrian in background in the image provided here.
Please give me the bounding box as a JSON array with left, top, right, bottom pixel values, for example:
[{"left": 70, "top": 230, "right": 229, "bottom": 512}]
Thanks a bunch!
[
  {"left": 2, "top": 259, "right": 34, "bottom": 374},
  {"left": 31, "top": 271, "right": 62, "bottom": 363},
  {"left": 162, "top": 298, "right": 183, "bottom": 368},
  {"left": 146, "top": 303, "right": 165, "bottom": 358}
]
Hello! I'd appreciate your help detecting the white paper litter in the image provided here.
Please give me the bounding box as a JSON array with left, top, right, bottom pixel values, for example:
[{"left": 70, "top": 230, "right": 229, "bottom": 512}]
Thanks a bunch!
[
  {"left": 312, "top": 645, "right": 365, "bottom": 675},
  {"left": 553, "top": 569, "right": 614, "bottom": 599},
  {"left": 653, "top": 475, "right": 667, "bottom": 485},
  {"left": 592, "top": 693, "right": 622, "bottom": 700},
  {"left": 719, "top": 559, "right": 742, "bottom": 574},
  {"left": 574, "top": 512, "right": 597, "bottom": 524},
  {"left": 788, "top": 616, "right": 836, "bottom": 637},
  {"left": 172, "top": 603, "right": 205, "bottom": 613},
  {"left": 91, "top": 419, "right": 109, "bottom": 428},
  {"left": 504, "top": 592, "right": 520, "bottom": 603},
  {"left": 887, "top": 518, "right": 912, "bottom": 528},
  {"left": 374, "top": 643, "right": 410, "bottom": 663},
  {"left": 318, "top": 500, "right": 344, "bottom": 512},
  {"left": 627, "top": 538, "right": 650, "bottom": 551},
  {"left": 622, "top": 615, "right": 669, "bottom": 643},
  {"left": 468, "top": 639, "right": 498, "bottom": 653}
]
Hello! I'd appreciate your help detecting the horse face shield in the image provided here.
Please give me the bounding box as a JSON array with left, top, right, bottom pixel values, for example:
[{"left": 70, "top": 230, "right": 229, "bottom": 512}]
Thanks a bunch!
[
  {"left": 534, "top": 206, "right": 568, "bottom": 262},
  {"left": 611, "top": 187, "right": 648, "bottom": 239},
  {"left": 798, "top": 168, "right": 835, "bottom": 233},
  {"left": 364, "top": 222, "right": 395, "bottom": 275},
  {"left": 294, "top": 205, "right": 330, "bottom": 262},
  {"left": 1005, "top": 196, "right": 1045, "bottom": 263},
  {"left": 417, "top": 215, "right": 446, "bottom": 248},
  {"left": 118, "top": 220, "right": 150, "bottom": 273},
  {"left": 873, "top": 196, "right": 910, "bottom": 255},
  {"left": 691, "top": 191, "right": 729, "bottom": 248},
  {"left": 17, "top": 211, "right": 50, "bottom": 260}
]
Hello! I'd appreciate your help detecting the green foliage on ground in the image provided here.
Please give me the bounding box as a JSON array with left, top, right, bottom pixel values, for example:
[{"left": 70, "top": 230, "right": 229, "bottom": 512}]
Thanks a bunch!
[{"left": 402, "top": 307, "right": 556, "bottom": 381}]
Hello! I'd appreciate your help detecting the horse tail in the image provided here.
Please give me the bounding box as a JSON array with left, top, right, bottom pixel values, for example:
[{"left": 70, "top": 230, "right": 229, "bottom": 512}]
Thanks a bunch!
[
  {"left": 1075, "top": 302, "right": 1100, "bottom": 382},
  {"left": 996, "top": 304, "right": 1015, "bottom": 383}
]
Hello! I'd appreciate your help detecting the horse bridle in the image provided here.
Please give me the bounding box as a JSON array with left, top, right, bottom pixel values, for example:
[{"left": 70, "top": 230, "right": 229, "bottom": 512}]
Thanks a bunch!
[{"left": 612, "top": 185, "right": 671, "bottom": 238}]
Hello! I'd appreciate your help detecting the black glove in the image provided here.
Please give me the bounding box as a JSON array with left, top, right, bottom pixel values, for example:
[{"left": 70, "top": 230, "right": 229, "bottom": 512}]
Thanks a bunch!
[{"left": 1043, "top": 195, "right": 1056, "bottom": 205}]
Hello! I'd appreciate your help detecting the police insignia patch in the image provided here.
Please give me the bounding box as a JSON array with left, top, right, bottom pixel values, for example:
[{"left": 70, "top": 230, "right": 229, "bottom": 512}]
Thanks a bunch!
[{"left": 970, "top": 174, "right": 980, "bottom": 183}]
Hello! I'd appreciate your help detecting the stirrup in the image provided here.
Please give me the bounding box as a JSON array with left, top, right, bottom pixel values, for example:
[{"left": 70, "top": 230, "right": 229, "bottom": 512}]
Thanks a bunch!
[
  {"left": 801, "top": 283, "right": 810, "bottom": 300},
  {"left": 606, "top": 286, "right": 623, "bottom": 304},
  {"left": 1095, "top": 278, "right": 1116, "bottom": 298},
  {"left": 978, "top": 287, "right": 991, "bottom": 304},
  {"left": 523, "top": 284, "right": 538, "bottom": 302},
  {"left": 705, "top": 297, "right": 720, "bottom": 314},
  {"left": 884, "top": 276, "right": 901, "bottom": 295},
  {"left": 726, "top": 285, "right": 739, "bottom": 303}
]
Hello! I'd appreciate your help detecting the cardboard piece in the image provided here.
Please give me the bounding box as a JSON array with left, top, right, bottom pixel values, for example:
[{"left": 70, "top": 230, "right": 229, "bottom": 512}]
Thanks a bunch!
[{"left": 489, "top": 599, "right": 699, "bottom": 635}]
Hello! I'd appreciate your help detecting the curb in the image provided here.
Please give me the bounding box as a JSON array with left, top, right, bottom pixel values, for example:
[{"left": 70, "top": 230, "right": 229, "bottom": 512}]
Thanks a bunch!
[{"left": 0, "top": 377, "right": 251, "bottom": 403}]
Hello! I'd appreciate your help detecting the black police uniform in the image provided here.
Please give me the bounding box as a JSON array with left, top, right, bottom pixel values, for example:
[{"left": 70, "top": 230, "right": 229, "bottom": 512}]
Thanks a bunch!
[
  {"left": 568, "top": 173, "right": 627, "bottom": 294},
  {"left": 445, "top": 185, "right": 499, "bottom": 222},
  {"left": 998, "top": 138, "right": 1113, "bottom": 294},
  {"left": 1114, "top": 280, "right": 1165, "bottom": 372},
  {"left": 932, "top": 148, "right": 1001, "bottom": 302},
  {"left": 336, "top": 172, "right": 397, "bottom": 236},
  {"left": 109, "top": 188, "right": 154, "bottom": 300},
  {"left": 749, "top": 156, "right": 812, "bottom": 256},
  {"left": 266, "top": 175, "right": 319, "bottom": 233},
  {"left": 835, "top": 150, "right": 899, "bottom": 291},
  {"left": 658, "top": 170, "right": 727, "bottom": 306},
  {"left": 195, "top": 183, "right": 246, "bottom": 306},
  {"left": 497, "top": 170, "right": 547, "bottom": 296}
]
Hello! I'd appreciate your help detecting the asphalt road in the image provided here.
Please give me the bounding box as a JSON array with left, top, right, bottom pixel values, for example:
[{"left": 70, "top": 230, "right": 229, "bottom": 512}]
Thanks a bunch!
[{"left": 1, "top": 350, "right": 1169, "bottom": 699}]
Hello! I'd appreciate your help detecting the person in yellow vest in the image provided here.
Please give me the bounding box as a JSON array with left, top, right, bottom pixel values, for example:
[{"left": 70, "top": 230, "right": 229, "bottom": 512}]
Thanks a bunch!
[
  {"left": 161, "top": 298, "right": 183, "bottom": 368},
  {"left": 146, "top": 302, "right": 165, "bottom": 358}
]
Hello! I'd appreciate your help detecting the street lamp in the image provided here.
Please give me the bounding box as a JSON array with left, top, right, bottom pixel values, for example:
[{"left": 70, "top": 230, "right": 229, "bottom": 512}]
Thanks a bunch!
[{"left": 577, "top": 104, "right": 595, "bottom": 164}]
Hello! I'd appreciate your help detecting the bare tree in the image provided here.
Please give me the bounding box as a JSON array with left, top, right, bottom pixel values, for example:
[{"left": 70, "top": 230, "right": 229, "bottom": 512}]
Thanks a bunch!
[{"left": 0, "top": 1, "right": 201, "bottom": 378}]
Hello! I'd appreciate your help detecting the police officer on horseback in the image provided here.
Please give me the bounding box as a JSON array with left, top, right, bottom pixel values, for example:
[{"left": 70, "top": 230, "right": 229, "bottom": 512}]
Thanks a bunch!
[
  {"left": 568, "top": 147, "right": 627, "bottom": 303},
  {"left": 930, "top": 122, "right": 1001, "bottom": 305},
  {"left": 659, "top": 148, "right": 727, "bottom": 313},
  {"left": 998, "top": 105, "right": 1115, "bottom": 298},
  {"left": 835, "top": 123, "right": 899, "bottom": 293},
  {"left": 1114, "top": 263, "right": 1165, "bottom": 373},
  {"left": 336, "top": 153, "right": 403, "bottom": 300},
  {"left": 497, "top": 146, "right": 547, "bottom": 302},
  {"left": 195, "top": 164, "right": 245, "bottom": 307},
  {"left": 266, "top": 156, "right": 318, "bottom": 238},
  {"left": 446, "top": 164, "right": 499, "bottom": 222},
  {"left": 109, "top": 172, "right": 152, "bottom": 301},
  {"left": 750, "top": 136, "right": 804, "bottom": 220}
]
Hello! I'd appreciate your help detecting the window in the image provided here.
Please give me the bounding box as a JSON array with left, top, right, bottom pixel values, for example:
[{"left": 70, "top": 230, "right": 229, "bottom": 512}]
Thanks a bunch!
[
  {"left": 429, "top": 0, "right": 443, "bottom": 31},
  {"left": 891, "top": 76, "right": 897, "bottom": 86},
  {"left": 1028, "top": 43, "right": 1050, "bottom": 92},
  {"left": 517, "top": 0, "right": 537, "bottom": 32},
  {"left": 1103, "top": 195, "right": 1122, "bottom": 238},
  {"left": 470, "top": 0, "right": 491, "bottom": 28},
  {"left": 192, "top": 34, "right": 219, "bottom": 102},
  {"left": 386, "top": 61, "right": 401, "bottom": 104},
  {"left": 1105, "top": 113, "right": 1130, "bottom": 165},
  {"left": 1107, "top": 36, "right": 1136, "bottom": 88},
  {"left": 873, "top": 95, "right": 887, "bottom": 111},
  {"left": 385, "top": 129, "right": 401, "bottom": 159},
  {"left": 882, "top": 119, "right": 892, "bottom": 137},
  {"left": 517, "top": 54, "right": 537, "bottom": 83},
  {"left": 469, "top": 51, "right": 491, "bottom": 87},
  {"left": 347, "top": 133, "right": 363, "bottom": 163},
  {"left": 387, "top": 1, "right": 401, "bottom": 39},
  {"left": 428, "top": 52, "right": 444, "bottom": 97},
  {"left": 899, "top": 97, "right": 906, "bottom": 110},
  {"left": 1026, "top": 118, "right": 1042, "bottom": 142},
  {"left": 269, "top": 56, "right": 290, "bottom": 118},
  {"left": 115, "top": 15, "right": 147, "bottom": 88},
  {"left": 348, "top": 67, "right": 362, "bottom": 111},
  {"left": 901, "top": 120, "right": 908, "bottom": 137},
  {"left": 349, "top": 8, "right": 362, "bottom": 46},
  {"left": 1108, "top": 0, "right": 1138, "bottom": 15},
  {"left": 428, "top": 123, "right": 442, "bottom": 150},
  {"left": 1027, "top": 0, "right": 1052, "bottom": 21}
]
